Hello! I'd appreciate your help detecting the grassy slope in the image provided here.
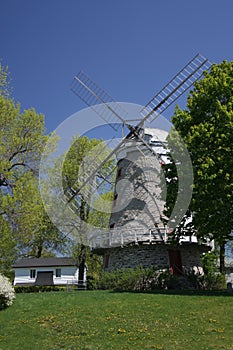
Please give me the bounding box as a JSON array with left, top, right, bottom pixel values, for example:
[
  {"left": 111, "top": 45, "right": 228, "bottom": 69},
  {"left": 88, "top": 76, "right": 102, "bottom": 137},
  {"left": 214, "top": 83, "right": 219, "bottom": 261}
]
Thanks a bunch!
[{"left": 0, "top": 291, "right": 233, "bottom": 350}]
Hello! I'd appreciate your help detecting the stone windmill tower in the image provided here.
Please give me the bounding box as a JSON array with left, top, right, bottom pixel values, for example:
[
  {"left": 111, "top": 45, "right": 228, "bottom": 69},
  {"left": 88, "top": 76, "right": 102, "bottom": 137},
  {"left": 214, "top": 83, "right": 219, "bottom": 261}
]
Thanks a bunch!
[{"left": 69, "top": 54, "right": 212, "bottom": 275}]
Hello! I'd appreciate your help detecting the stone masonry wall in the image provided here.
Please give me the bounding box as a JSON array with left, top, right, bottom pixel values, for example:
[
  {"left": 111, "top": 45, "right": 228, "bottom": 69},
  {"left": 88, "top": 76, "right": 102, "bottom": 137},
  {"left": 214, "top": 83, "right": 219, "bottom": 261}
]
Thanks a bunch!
[{"left": 104, "top": 243, "right": 204, "bottom": 271}]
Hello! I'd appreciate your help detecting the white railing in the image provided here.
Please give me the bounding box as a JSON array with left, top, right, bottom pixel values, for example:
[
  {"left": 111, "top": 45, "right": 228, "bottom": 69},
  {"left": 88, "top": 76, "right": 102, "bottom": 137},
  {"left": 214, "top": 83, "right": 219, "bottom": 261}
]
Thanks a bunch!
[
  {"left": 89, "top": 227, "right": 213, "bottom": 250},
  {"left": 89, "top": 226, "right": 167, "bottom": 249},
  {"left": 65, "top": 279, "right": 87, "bottom": 291}
]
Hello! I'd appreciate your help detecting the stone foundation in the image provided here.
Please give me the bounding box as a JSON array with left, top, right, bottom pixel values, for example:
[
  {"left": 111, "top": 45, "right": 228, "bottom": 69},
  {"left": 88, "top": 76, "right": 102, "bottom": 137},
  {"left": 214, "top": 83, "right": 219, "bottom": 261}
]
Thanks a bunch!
[{"left": 103, "top": 242, "right": 206, "bottom": 272}]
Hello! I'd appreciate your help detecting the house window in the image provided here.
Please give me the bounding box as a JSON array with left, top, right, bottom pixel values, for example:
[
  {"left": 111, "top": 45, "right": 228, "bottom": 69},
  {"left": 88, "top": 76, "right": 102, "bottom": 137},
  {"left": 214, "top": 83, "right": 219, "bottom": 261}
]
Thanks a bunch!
[
  {"left": 109, "top": 223, "right": 115, "bottom": 229},
  {"left": 30, "top": 269, "right": 36, "bottom": 278},
  {"left": 56, "top": 268, "right": 61, "bottom": 278}
]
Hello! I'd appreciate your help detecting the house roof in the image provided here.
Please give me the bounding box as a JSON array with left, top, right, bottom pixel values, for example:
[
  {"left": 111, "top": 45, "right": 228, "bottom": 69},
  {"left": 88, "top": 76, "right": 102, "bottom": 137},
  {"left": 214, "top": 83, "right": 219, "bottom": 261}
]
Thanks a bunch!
[{"left": 12, "top": 257, "right": 76, "bottom": 268}]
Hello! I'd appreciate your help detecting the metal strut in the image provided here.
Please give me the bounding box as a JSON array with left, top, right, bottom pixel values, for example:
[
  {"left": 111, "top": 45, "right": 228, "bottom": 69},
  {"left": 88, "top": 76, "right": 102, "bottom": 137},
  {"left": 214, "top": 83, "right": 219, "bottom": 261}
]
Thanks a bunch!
[
  {"left": 69, "top": 54, "right": 211, "bottom": 202},
  {"left": 139, "top": 53, "right": 211, "bottom": 125},
  {"left": 71, "top": 71, "right": 128, "bottom": 131}
]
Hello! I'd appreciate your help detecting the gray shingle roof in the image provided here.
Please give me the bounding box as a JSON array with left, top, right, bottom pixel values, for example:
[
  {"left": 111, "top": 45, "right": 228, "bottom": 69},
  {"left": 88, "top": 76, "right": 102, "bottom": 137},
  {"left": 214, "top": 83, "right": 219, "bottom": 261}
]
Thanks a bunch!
[{"left": 12, "top": 257, "right": 76, "bottom": 268}]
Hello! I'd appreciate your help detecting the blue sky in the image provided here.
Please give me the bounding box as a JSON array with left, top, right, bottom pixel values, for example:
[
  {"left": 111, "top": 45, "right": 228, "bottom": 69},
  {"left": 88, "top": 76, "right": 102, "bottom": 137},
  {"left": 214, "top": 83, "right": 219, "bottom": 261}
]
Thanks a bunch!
[{"left": 1, "top": 0, "right": 233, "bottom": 133}]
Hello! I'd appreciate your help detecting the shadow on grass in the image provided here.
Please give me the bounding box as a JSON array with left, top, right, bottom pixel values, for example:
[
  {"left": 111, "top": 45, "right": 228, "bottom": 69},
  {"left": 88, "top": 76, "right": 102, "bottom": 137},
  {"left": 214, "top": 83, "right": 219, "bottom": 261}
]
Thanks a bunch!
[{"left": 109, "top": 289, "right": 233, "bottom": 297}]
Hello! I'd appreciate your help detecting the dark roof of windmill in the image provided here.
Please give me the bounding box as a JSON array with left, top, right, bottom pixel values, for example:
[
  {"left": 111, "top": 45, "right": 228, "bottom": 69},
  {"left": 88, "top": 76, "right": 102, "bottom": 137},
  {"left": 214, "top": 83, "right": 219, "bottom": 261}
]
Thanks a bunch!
[{"left": 12, "top": 257, "right": 76, "bottom": 268}]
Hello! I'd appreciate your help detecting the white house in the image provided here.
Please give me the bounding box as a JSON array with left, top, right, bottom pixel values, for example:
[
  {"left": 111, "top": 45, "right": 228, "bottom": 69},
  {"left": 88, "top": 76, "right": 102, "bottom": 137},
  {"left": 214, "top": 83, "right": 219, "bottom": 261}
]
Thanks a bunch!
[
  {"left": 12, "top": 257, "right": 87, "bottom": 287},
  {"left": 225, "top": 257, "right": 233, "bottom": 284}
]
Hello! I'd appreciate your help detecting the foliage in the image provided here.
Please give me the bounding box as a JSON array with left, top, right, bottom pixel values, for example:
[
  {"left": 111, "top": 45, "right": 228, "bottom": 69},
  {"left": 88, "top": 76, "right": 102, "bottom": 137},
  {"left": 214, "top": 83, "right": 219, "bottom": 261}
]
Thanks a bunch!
[
  {"left": 67, "top": 242, "right": 103, "bottom": 282},
  {"left": 61, "top": 135, "right": 115, "bottom": 278},
  {"left": 0, "top": 61, "right": 11, "bottom": 98},
  {"left": 0, "top": 291, "right": 233, "bottom": 349},
  {"left": 200, "top": 251, "right": 226, "bottom": 290},
  {"left": 0, "top": 86, "right": 67, "bottom": 274},
  {"left": 202, "top": 250, "right": 219, "bottom": 275},
  {"left": 95, "top": 267, "right": 178, "bottom": 291},
  {"left": 62, "top": 135, "right": 115, "bottom": 226},
  {"left": 14, "top": 285, "right": 66, "bottom": 293},
  {"left": 93, "top": 265, "right": 226, "bottom": 292},
  {"left": 165, "top": 61, "right": 233, "bottom": 270},
  {"left": 201, "top": 272, "right": 226, "bottom": 291},
  {"left": 0, "top": 273, "right": 15, "bottom": 310},
  {"left": 88, "top": 191, "right": 114, "bottom": 229}
]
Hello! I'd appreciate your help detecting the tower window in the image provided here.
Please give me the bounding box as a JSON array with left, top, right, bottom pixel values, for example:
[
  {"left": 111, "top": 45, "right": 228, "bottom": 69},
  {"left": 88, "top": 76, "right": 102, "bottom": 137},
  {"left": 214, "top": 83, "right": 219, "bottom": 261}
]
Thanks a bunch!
[
  {"left": 117, "top": 168, "right": 122, "bottom": 178},
  {"left": 112, "top": 193, "right": 118, "bottom": 207}
]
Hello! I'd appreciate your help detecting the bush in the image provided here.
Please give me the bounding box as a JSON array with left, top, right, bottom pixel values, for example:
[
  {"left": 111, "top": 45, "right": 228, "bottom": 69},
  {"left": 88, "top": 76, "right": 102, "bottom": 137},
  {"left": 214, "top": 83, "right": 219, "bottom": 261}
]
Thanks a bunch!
[
  {"left": 89, "top": 266, "right": 226, "bottom": 292},
  {"left": 14, "top": 285, "right": 66, "bottom": 293},
  {"left": 201, "top": 272, "right": 226, "bottom": 290},
  {"left": 97, "top": 267, "right": 149, "bottom": 291},
  {"left": 0, "top": 273, "right": 15, "bottom": 310},
  {"left": 200, "top": 251, "right": 226, "bottom": 290},
  {"left": 95, "top": 267, "right": 177, "bottom": 291}
]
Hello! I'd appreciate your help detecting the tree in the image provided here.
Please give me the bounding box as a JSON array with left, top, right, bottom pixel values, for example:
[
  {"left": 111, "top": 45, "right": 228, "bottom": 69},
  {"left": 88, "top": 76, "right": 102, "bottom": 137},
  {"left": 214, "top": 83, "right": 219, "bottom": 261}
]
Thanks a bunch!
[
  {"left": 167, "top": 61, "right": 233, "bottom": 272},
  {"left": 0, "top": 62, "right": 11, "bottom": 98},
  {"left": 0, "top": 91, "right": 67, "bottom": 274},
  {"left": 61, "top": 135, "right": 115, "bottom": 282}
]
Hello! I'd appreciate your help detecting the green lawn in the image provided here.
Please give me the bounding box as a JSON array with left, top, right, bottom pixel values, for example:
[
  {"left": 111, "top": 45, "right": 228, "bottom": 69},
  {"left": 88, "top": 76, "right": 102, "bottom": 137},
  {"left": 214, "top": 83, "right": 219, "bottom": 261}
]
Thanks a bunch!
[{"left": 0, "top": 290, "right": 233, "bottom": 350}]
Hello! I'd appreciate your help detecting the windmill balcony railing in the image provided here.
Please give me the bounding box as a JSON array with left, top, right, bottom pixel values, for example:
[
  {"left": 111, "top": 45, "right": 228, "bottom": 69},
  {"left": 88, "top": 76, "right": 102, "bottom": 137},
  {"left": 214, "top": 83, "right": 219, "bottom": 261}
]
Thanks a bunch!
[
  {"left": 89, "top": 226, "right": 169, "bottom": 250},
  {"left": 89, "top": 227, "right": 213, "bottom": 250}
]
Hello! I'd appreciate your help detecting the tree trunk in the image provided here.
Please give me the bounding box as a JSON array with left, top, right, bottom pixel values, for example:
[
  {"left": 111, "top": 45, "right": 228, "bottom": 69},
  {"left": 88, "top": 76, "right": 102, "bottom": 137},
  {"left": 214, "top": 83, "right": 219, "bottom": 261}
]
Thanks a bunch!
[
  {"left": 219, "top": 242, "right": 225, "bottom": 273},
  {"left": 36, "top": 245, "right": 43, "bottom": 258},
  {"left": 78, "top": 244, "right": 86, "bottom": 286}
]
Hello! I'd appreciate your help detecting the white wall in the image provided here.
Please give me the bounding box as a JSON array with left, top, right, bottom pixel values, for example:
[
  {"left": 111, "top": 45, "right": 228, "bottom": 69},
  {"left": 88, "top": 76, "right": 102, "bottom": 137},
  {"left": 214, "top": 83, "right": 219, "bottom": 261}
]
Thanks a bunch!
[
  {"left": 226, "top": 270, "right": 233, "bottom": 284},
  {"left": 14, "top": 266, "right": 82, "bottom": 286}
]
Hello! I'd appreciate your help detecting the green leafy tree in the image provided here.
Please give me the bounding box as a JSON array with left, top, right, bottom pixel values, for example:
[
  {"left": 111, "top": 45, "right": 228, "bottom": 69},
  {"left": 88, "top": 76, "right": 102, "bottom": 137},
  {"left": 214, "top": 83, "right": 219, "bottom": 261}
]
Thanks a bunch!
[
  {"left": 0, "top": 62, "right": 11, "bottom": 98},
  {"left": 88, "top": 191, "right": 114, "bottom": 229},
  {"left": 167, "top": 61, "right": 233, "bottom": 272},
  {"left": 0, "top": 90, "right": 66, "bottom": 274},
  {"left": 62, "top": 135, "right": 115, "bottom": 282}
]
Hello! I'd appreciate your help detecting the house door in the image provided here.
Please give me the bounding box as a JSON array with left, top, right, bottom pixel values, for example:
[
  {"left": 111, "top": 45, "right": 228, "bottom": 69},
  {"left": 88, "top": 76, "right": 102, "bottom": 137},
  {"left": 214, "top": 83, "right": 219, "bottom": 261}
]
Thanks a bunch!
[
  {"left": 35, "top": 271, "right": 54, "bottom": 286},
  {"left": 168, "top": 250, "right": 183, "bottom": 275}
]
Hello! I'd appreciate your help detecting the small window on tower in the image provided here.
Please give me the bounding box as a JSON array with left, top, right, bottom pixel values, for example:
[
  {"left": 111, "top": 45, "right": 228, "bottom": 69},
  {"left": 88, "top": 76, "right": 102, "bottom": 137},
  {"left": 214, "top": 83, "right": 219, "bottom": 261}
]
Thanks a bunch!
[
  {"left": 110, "top": 223, "right": 115, "bottom": 229},
  {"left": 117, "top": 168, "right": 122, "bottom": 178},
  {"left": 113, "top": 193, "right": 118, "bottom": 207}
]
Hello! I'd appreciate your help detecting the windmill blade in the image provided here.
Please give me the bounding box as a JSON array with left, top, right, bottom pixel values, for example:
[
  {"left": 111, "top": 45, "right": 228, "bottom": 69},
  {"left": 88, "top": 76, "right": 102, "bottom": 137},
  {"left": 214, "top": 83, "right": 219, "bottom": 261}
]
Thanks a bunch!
[
  {"left": 139, "top": 54, "right": 211, "bottom": 125},
  {"left": 66, "top": 122, "right": 165, "bottom": 204},
  {"left": 67, "top": 164, "right": 117, "bottom": 207},
  {"left": 68, "top": 54, "right": 211, "bottom": 203},
  {"left": 66, "top": 136, "right": 127, "bottom": 203},
  {"left": 67, "top": 129, "right": 163, "bottom": 204},
  {"left": 71, "top": 71, "right": 128, "bottom": 131}
]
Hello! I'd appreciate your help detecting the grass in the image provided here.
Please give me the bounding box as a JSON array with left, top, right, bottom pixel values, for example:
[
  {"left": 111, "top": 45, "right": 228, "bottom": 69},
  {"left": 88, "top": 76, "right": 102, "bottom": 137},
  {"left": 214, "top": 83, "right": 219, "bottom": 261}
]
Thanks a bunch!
[{"left": 0, "top": 290, "right": 233, "bottom": 350}]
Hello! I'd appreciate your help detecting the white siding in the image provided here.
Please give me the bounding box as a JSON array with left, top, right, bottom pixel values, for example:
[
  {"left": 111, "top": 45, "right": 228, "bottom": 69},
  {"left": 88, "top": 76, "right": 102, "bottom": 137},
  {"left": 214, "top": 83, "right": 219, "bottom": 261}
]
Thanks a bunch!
[
  {"left": 14, "top": 265, "right": 82, "bottom": 286},
  {"left": 226, "top": 270, "right": 233, "bottom": 284}
]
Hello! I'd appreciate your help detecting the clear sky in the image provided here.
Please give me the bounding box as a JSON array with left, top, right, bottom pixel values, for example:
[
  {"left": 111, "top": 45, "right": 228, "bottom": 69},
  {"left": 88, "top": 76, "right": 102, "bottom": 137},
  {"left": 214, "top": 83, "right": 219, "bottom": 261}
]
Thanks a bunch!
[{"left": 1, "top": 0, "right": 233, "bottom": 133}]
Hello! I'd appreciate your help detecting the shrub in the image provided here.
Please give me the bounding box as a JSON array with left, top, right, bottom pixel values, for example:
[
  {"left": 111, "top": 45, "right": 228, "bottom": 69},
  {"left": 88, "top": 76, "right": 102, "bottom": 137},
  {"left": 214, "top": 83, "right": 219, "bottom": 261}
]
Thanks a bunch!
[
  {"left": 14, "top": 285, "right": 66, "bottom": 293},
  {"left": 201, "top": 272, "right": 226, "bottom": 291},
  {"left": 95, "top": 267, "right": 177, "bottom": 291},
  {"left": 97, "top": 267, "right": 149, "bottom": 291},
  {"left": 0, "top": 273, "right": 15, "bottom": 310},
  {"left": 200, "top": 251, "right": 226, "bottom": 290}
]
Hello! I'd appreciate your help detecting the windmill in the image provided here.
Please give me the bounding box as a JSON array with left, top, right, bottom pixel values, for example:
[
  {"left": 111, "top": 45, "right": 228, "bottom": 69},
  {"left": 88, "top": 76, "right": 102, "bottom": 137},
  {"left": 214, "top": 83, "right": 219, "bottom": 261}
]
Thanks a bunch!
[{"left": 68, "top": 54, "right": 212, "bottom": 274}]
